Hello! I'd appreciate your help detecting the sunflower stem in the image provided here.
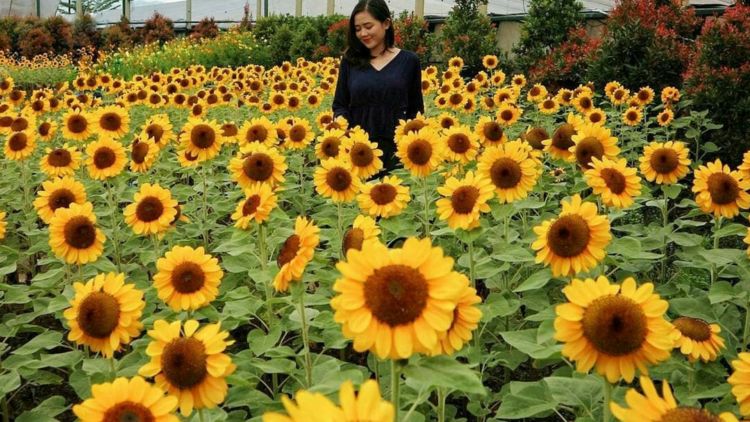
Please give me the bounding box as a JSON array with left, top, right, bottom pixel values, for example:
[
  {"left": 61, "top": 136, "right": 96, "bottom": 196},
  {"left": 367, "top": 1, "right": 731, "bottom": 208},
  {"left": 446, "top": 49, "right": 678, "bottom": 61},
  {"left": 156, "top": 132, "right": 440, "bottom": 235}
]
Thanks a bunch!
[
  {"left": 422, "top": 177, "right": 431, "bottom": 237},
  {"left": 109, "top": 357, "right": 116, "bottom": 379},
  {"left": 602, "top": 379, "right": 612, "bottom": 422},
  {"left": 257, "top": 224, "right": 274, "bottom": 326},
  {"left": 390, "top": 359, "right": 401, "bottom": 420},
  {"left": 711, "top": 217, "right": 722, "bottom": 285},
  {"left": 1, "top": 395, "right": 9, "bottom": 422},
  {"left": 437, "top": 387, "right": 447, "bottom": 422},
  {"left": 105, "top": 181, "right": 122, "bottom": 272},
  {"left": 336, "top": 202, "right": 344, "bottom": 254},
  {"left": 467, "top": 240, "right": 476, "bottom": 288},
  {"left": 659, "top": 187, "right": 669, "bottom": 282},
  {"left": 201, "top": 166, "right": 209, "bottom": 248},
  {"left": 743, "top": 301, "right": 750, "bottom": 349},
  {"left": 297, "top": 286, "right": 313, "bottom": 388},
  {"left": 198, "top": 409, "right": 206, "bottom": 422}
]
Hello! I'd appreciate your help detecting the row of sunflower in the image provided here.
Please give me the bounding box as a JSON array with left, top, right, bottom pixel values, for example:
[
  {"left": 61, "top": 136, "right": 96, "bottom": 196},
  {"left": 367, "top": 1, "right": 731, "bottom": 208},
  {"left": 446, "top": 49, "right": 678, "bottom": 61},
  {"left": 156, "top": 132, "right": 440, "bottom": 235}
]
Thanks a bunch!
[{"left": 0, "top": 53, "right": 749, "bottom": 421}]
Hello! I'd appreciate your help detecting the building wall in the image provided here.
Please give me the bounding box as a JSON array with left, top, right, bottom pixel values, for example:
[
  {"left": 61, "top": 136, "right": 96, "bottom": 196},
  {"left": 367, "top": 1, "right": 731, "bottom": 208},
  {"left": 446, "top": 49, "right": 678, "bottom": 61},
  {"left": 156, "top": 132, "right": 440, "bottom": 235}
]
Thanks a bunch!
[{"left": 0, "top": 0, "right": 59, "bottom": 18}]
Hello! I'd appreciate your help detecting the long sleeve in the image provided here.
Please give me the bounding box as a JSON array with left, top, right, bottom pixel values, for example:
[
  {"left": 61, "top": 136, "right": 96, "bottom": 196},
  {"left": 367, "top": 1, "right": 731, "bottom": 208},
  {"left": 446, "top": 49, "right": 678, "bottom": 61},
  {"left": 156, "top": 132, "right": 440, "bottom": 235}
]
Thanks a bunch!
[
  {"left": 332, "top": 57, "right": 350, "bottom": 121},
  {"left": 406, "top": 57, "right": 424, "bottom": 119}
]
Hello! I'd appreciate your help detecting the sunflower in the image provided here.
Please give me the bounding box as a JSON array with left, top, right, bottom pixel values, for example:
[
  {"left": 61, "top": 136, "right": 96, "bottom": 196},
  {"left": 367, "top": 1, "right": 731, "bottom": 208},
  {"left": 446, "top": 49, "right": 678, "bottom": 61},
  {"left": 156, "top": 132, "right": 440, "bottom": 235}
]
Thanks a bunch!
[
  {"left": 262, "top": 380, "right": 393, "bottom": 422},
  {"left": 661, "top": 86, "right": 681, "bottom": 104},
  {"left": 473, "top": 116, "right": 506, "bottom": 147},
  {"left": 526, "top": 83, "right": 548, "bottom": 103},
  {"left": 448, "top": 56, "right": 464, "bottom": 69},
  {"left": 397, "top": 129, "right": 444, "bottom": 177},
  {"left": 61, "top": 109, "right": 92, "bottom": 142},
  {"left": 142, "top": 114, "right": 175, "bottom": 148},
  {"left": 238, "top": 117, "right": 277, "bottom": 147},
  {"left": 543, "top": 123, "right": 576, "bottom": 160},
  {"left": 176, "top": 149, "right": 200, "bottom": 168},
  {"left": 356, "top": 175, "right": 411, "bottom": 218},
  {"left": 496, "top": 103, "right": 522, "bottom": 126},
  {"left": 129, "top": 136, "right": 160, "bottom": 173},
  {"left": 657, "top": 108, "right": 674, "bottom": 127},
  {"left": 585, "top": 108, "right": 607, "bottom": 126},
  {"left": 48, "top": 201, "right": 105, "bottom": 265},
  {"left": 554, "top": 276, "right": 674, "bottom": 382},
  {"left": 343, "top": 215, "right": 381, "bottom": 255},
  {"left": 273, "top": 216, "right": 320, "bottom": 292},
  {"left": 94, "top": 105, "right": 130, "bottom": 140},
  {"left": 0, "top": 211, "right": 5, "bottom": 240},
  {"left": 139, "top": 320, "right": 235, "bottom": 417},
  {"left": 436, "top": 112, "right": 458, "bottom": 131},
  {"left": 482, "top": 54, "right": 499, "bottom": 69},
  {"left": 85, "top": 137, "right": 127, "bottom": 180},
  {"left": 622, "top": 106, "right": 643, "bottom": 126},
  {"left": 33, "top": 176, "right": 88, "bottom": 224},
  {"left": 604, "top": 81, "right": 621, "bottom": 98},
  {"left": 532, "top": 194, "right": 611, "bottom": 277},
  {"left": 728, "top": 352, "right": 750, "bottom": 416},
  {"left": 584, "top": 157, "right": 642, "bottom": 209},
  {"left": 610, "top": 376, "right": 738, "bottom": 422},
  {"left": 477, "top": 141, "right": 540, "bottom": 204},
  {"left": 610, "top": 87, "right": 630, "bottom": 106},
  {"left": 180, "top": 119, "right": 223, "bottom": 162},
  {"left": 342, "top": 133, "right": 384, "bottom": 179},
  {"left": 635, "top": 86, "right": 655, "bottom": 106},
  {"left": 568, "top": 123, "right": 620, "bottom": 170},
  {"left": 229, "top": 143, "right": 287, "bottom": 189},
  {"left": 331, "top": 237, "right": 465, "bottom": 359},
  {"left": 511, "top": 74, "right": 527, "bottom": 89},
  {"left": 37, "top": 120, "right": 56, "bottom": 141},
  {"left": 442, "top": 125, "right": 480, "bottom": 164},
  {"left": 63, "top": 272, "right": 145, "bottom": 357},
  {"left": 315, "top": 129, "right": 346, "bottom": 160},
  {"left": 435, "top": 171, "right": 494, "bottom": 230},
  {"left": 153, "top": 246, "right": 223, "bottom": 311},
  {"left": 231, "top": 183, "right": 278, "bottom": 229},
  {"left": 394, "top": 112, "right": 432, "bottom": 143},
  {"left": 538, "top": 97, "right": 560, "bottom": 114},
  {"left": 692, "top": 159, "right": 750, "bottom": 218},
  {"left": 672, "top": 316, "right": 725, "bottom": 363},
  {"left": 123, "top": 183, "right": 178, "bottom": 236},
  {"left": 314, "top": 158, "right": 362, "bottom": 203},
  {"left": 639, "top": 141, "right": 691, "bottom": 185},
  {"left": 521, "top": 126, "right": 548, "bottom": 150},
  {"left": 430, "top": 276, "right": 481, "bottom": 356},
  {"left": 494, "top": 86, "right": 517, "bottom": 105},
  {"left": 40, "top": 145, "right": 81, "bottom": 178},
  {"left": 4, "top": 130, "right": 36, "bottom": 160},
  {"left": 73, "top": 376, "right": 179, "bottom": 422}
]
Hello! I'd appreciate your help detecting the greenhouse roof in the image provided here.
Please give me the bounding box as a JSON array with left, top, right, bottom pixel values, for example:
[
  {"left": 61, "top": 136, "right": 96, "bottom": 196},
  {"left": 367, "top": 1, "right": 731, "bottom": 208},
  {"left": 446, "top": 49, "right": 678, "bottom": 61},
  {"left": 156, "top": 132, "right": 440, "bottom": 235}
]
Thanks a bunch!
[{"left": 72, "top": 0, "right": 734, "bottom": 25}]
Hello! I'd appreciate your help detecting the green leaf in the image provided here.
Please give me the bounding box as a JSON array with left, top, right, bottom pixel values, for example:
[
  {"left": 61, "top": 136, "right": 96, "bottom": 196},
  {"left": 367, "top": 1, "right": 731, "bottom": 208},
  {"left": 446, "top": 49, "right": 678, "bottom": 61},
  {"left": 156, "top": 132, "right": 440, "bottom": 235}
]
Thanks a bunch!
[
  {"left": 545, "top": 376, "right": 600, "bottom": 409},
  {"left": 669, "top": 297, "right": 716, "bottom": 321},
  {"left": 13, "top": 332, "right": 62, "bottom": 356},
  {"left": 491, "top": 246, "right": 534, "bottom": 263},
  {"left": 514, "top": 269, "right": 553, "bottom": 292},
  {"left": 715, "top": 223, "right": 747, "bottom": 240},
  {"left": 708, "top": 281, "right": 735, "bottom": 304},
  {"left": 698, "top": 249, "right": 743, "bottom": 267},
  {"left": 668, "top": 232, "right": 704, "bottom": 247},
  {"left": 0, "top": 370, "right": 21, "bottom": 395},
  {"left": 500, "top": 329, "right": 561, "bottom": 359},
  {"left": 402, "top": 355, "right": 486, "bottom": 395},
  {"left": 248, "top": 326, "right": 281, "bottom": 357},
  {"left": 495, "top": 381, "right": 557, "bottom": 419},
  {"left": 251, "top": 358, "right": 296, "bottom": 374},
  {"left": 15, "top": 396, "right": 67, "bottom": 422},
  {"left": 482, "top": 292, "right": 521, "bottom": 321}
]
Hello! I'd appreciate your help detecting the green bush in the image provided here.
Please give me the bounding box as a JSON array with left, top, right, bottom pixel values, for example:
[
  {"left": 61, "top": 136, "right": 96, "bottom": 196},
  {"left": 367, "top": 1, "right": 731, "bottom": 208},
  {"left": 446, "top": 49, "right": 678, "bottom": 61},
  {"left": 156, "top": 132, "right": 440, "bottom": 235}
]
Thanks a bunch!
[
  {"left": 72, "top": 14, "right": 101, "bottom": 52},
  {"left": 395, "top": 11, "right": 431, "bottom": 64},
  {"left": 290, "top": 22, "right": 322, "bottom": 61},
  {"left": 433, "top": 0, "right": 497, "bottom": 73},
  {"left": 268, "top": 24, "right": 295, "bottom": 64}
]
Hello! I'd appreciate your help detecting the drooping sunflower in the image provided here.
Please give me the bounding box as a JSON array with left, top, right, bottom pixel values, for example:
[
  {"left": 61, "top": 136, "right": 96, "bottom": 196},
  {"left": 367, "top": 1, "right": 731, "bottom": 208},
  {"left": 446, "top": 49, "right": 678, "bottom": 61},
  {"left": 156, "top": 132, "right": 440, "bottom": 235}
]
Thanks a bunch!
[
  {"left": 180, "top": 119, "right": 223, "bottom": 162},
  {"left": 692, "top": 159, "right": 750, "bottom": 218},
  {"left": 231, "top": 183, "right": 278, "bottom": 229},
  {"left": 153, "top": 246, "right": 223, "bottom": 311},
  {"left": 129, "top": 136, "right": 160, "bottom": 173},
  {"left": 357, "top": 175, "right": 411, "bottom": 218},
  {"left": 531, "top": 194, "right": 611, "bottom": 277},
  {"left": 568, "top": 123, "right": 620, "bottom": 170},
  {"left": 661, "top": 86, "right": 681, "bottom": 104},
  {"left": 672, "top": 316, "right": 725, "bottom": 363},
  {"left": 37, "top": 120, "right": 56, "bottom": 141},
  {"left": 123, "top": 183, "right": 178, "bottom": 236},
  {"left": 33, "top": 176, "right": 88, "bottom": 224},
  {"left": 73, "top": 376, "right": 179, "bottom": 422},
  {"left": 342, "top": 133, "right": 384, "bottom": 179},
  {"left": 474, "top": 116, "right": 507, "bottom": 146},
  {"left": 141, "top": 114, "right": 175, "bottom": 148},
  {"left": 61, "top": 109, "right": 92, "bottom": 142},
  {"left": 657, "top": 108, "right": 674, "bottom": 127},
  {"left": 639, "top": 141, "right": 691, "bottom": 184},
  {"left": 394, "top": 112, "right": 432, "bottom": 143},
  {"left": 4, "top": 130, "right": 36, "bottom": 160},
  {"left": 331, "top": 237, "right": 465, "bottom": 359},
  {"left": 521, "top": 126, "right": 549, "bottom": 150},
  {"left": 543, "top": 123, "right": 577, "bottom": 160},
  {"left": 584, "top": 157, "right": 642, "bottom": 209},
  {"left": 85, "top": 137, "right": 127, "bottom": 180},
  {"left": 63, "top": 272, "right": 145, "bottom": 357},
  {"left": 431, "top": 276, "right": 482, "bottom": 356},
  {"left": 314, "top": 158, "right": 362, "bottom": 203},
  {"left": 496, "top": 102, "right": 522, "bottom": 126},
  {"left": 622, "top": 106, "right": 643, "bottom": 126},
  {"left": 283, "top": 118, "right": 315, "bottom": 150},
  {"left": 40, "top": 145, "right": 81, "bottom": 178},
  {"left": 176, "top": 148, "right": 200, "bottom": 168},
  {"left": 315, "top": 129, "right": 346, "bottom": 160},
  {"left": 477, "top": 141, "right": 540, "bottom": 204},
  {"left": 342, "top": 214, "right": 381, "bottom": 255},
  {"left": 397, "top": 129, "right": 444, "bottom": 177},
  {"left": 139, "top": 320, "right": 235, "bottom": 417},
  {"left": 610, "top": 376, "right": 738, "bottom": 422},
  {"left": 436, "top": 171, "right": 494, "bottom": 230},
  {"left": 554, "top": 276, "right": 675, "bottom": 383},
  {"left": 273, "top": 216, "right": 320, "bottom": 292},
  {"left": 48, "top": 201, "right": 105, "bottom": 265},
  {"left": 229, "top": 143, "right": 287, "bottom": 189},
  {"left": 94, "top": 105, "right": 130, "bottom": 140},
  {"left": 442, "top": 125, "right": 480, "bottom": 164}
]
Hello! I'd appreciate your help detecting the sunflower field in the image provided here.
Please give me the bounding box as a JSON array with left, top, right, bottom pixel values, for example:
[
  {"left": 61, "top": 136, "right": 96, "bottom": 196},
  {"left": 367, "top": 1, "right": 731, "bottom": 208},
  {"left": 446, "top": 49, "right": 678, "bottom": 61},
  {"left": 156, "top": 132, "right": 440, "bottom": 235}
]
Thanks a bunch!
[{"left": 0, "top": 51, "right": 749, "bottom": 422}]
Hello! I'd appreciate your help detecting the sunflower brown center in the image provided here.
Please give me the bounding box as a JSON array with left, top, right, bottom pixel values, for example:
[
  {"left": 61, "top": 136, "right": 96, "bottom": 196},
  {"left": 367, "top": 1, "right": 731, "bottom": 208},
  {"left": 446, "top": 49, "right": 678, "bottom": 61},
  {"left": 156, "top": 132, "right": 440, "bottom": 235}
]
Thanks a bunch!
[
  {"left": 490, "top": 158, "right": 522, "bottom": 189},
  {"left": 581, "top": 295, "right": 647, "bottom": 356},
  {"left": 529, "top": 86, "right": 540, "bottom": 97},
  {"left": 350, "top": 142, "right": 374, "bottom": 167},
  {"left": 94, "top": 147, "right": 117, "bottom": 169},
  {"left": 49, "top": 188, "right": 76, "bottom": 211},
  {"left": 449, "top": 93, "right": 463, "bottom": 105},
  {"left": 135, "top": 196, "right": 164, "bottom": 222},
  {"left": 637, "top": 91, "right": 650, "bottom": 101},
  {"left": 289, "top": 125, "right": 307, "bottom": 143},
  {"left": 579, "top": 97, "right": 592, "bottom": 109},
  {"left": 277, "top": 234, "right": 301, "bottom": 267},
  {"left": 321, "top": 138, "right": 340, "bottom": 158},
  {"left": 499, "top": 110, "right": 514, "bottom": 121},
  {"left": 242, "top": 195, "right": 261, "bottom": 216},
  {"left": 589, "top": 112, "right": 604, "bottom": 124},
  {"left": 370, "top": 184, "right": 397, "bottom": 205},
  {"left": 626, "top": 111, "right": 639, "bottom": 121},
  {"left": 77, "top": 292, "right": 120, "bottom": 338},
  {"left": 575, "top": 137, "right": 604, "bottom": 169},
  {"left": 673, "top": 317, "right": 712, "bottom": 342},
  {"left": 39, "top": 122, "right": 52, "bottom": 136},
  {"left": 547, "top": 214, "right": 590, "bottom": 258},
  {"left": 403, "top": 120, "right": 425, "bottom": 135},
  {"left": 552, "top": 124, "right": 575, "bottom": 151},
  {"left": 363, "top": 264, "right": 429, "bottom": 326},
  {"left": 161, "top": 337, "right": 208, "bottom": 389},
  {"left": 221, "top": 124, "right": 238, "bottom": 137},
  {"left": 67, "top": 115, "right": 87, "bottom": 134},
  {"left": 451, "top": 186, "right": 480, "bottom": 214},
  {"left": 707, "top": 173, "right": 739, "bottom": 205},
  {"left": 11, "top": 118, "right": 29, "bottom": 132},
  {"left": 191, "top": 124, "right": 215, "bottom": 149},
  {"left": 523, "top": 127, "right": 548, "bottom": 150},
  {"left": 326, "top": 167, "right": 352, "bottom": 192},
  {"left": 600, "top": 168, "right": 627, "bottom": 195},
  {"left": 100, "top": 113, "right": 122, "bottom": 131},
  {"left": 8, "top": 133, "right": 28, "bottom": 151},
  {"left": 650, "top": 148, "right": 679, "bottom": 174},
  {"left": 145, "top": 124, "right": 164, "bottom": 143},
  {"left": 483, "top": 122, "right": 504, "bottom": 142},
  {"left": 660, "top": 408, "right": 720, "bottom": 422},
  {"left": 246, "top": 125, "right": 268, "bottom": 143},
  {"left": 407, "top": 140, "right": 432, "bottom": 165},
  {"left": 440, "top": 118, "right": 454, "bottom": 129},
  {"left": 342, "top": 227, "right": 365, "bottom": 253},
  {"left": 242, "top": 153, "right": 274, "bottom": 182},
  {"left": 131, "top": 142, "right": 149, "bottom": 164},
  {"left": 170, "top": 262, "right": 206, "bottom": 293},
  {"left": 447, "top": 134, "right": 471, "bottom": 154},
  {"left": 102, "top": 401, "right": 155, "bottom": 422},
  {"left": 64, "top": 216, "right": 96, "bottom": 249}
]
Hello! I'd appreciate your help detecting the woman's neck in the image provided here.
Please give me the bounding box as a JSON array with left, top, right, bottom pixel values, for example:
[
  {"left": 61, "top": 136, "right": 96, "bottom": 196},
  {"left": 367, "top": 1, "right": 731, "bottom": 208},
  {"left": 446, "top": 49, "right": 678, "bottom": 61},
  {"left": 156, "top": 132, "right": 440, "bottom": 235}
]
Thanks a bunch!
[{"left": 370, "top": 43, "right": 387, "bottom": 58}]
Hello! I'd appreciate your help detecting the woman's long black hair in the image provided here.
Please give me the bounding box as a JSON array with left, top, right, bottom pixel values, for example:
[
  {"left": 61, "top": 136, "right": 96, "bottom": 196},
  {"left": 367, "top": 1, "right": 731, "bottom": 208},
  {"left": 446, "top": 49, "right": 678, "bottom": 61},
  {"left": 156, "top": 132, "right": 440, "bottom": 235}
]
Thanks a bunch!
[{"left": 343, "top": 0, "right": 395, "bottom": 69}]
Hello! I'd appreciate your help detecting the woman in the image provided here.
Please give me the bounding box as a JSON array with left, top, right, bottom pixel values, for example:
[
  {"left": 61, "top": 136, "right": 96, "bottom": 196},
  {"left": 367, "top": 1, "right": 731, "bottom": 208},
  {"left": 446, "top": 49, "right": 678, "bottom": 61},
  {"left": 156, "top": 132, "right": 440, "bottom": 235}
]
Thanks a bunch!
[{"left": 332, "top": 0, "right": 424, "bottom": 173}]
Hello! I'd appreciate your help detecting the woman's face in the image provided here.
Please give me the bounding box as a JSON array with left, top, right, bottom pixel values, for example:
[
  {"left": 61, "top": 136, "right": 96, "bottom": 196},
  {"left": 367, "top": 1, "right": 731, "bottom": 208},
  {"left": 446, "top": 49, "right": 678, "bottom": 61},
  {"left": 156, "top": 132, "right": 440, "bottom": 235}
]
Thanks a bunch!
[{"left": 354, "top": 10, "right": 389, "bottom": 51}]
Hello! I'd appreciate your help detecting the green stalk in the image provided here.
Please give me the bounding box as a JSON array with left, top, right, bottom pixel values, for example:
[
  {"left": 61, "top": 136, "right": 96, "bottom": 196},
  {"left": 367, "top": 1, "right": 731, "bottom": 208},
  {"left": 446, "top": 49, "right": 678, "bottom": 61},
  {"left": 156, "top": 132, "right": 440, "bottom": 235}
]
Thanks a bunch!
[
  {"left": 743, "top": 301, "right": 750, "bottom": 350},
  {"left": 659, "top": 187, "right": 669, "bottom": 282},
  {"left": 105, "top": 182, "right": 122, "bottom": 272},
  {"left": 602, "top": 379, "right": 612, "bottom": 422},
  {"left": 257, "top": 223, "right": 278, "bottom": 396},
  {"left": 437, "top": 388, "right": 447, "bottom": 422},
  {"left": 109, "top": 357, "right": 117, "bottom": 379},
  {"left": 711, "top": 217, "right": 722, "bottom": 285},
  {"left": 391, "top": 359, "right": 401, "bottom": 420},
  {"left": 422, "top": 177, "right": 431, "bottom": 237},
  {"left": 298, "top": 286, "right": 313, "bottom": 388},
  {"left": 201, "top": 165, "right": 210, "bottom": 248}
]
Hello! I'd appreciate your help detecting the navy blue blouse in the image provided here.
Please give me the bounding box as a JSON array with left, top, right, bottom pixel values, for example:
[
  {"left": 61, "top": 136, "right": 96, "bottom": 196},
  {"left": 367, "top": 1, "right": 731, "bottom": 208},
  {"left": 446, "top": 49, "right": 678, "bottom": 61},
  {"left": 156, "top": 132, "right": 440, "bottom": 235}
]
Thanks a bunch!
[{"left": 332, "top": 50, "right": 424, "bottom": 170}]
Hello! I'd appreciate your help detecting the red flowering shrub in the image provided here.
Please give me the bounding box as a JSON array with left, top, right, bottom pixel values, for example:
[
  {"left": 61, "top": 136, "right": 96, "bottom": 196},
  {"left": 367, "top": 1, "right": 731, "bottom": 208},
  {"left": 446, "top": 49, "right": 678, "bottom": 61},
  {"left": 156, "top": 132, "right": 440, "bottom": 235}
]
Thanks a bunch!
[
  {"left": 394, "top": 11, "right": 430, "bottom": 64},
  {"left": 529, "top": 26, "right": 601, "bottom": 89},
  {"left": 18, "top": 26, "right": 55, "bottom": 58},
  {"left": 324, "top": 18, "right": 348, "bottom": 59},
  {"left": 137, "top": 13, "right": 174, "bottom": 45},
  {"left": 191, "top": 17, "right": 220, "bottom": 40}
]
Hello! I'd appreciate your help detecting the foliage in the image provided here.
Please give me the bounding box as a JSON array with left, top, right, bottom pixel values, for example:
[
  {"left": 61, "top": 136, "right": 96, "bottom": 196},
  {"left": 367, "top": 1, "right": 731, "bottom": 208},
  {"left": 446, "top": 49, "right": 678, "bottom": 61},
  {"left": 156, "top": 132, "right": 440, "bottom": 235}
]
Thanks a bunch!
[
  {"left": 320, "top": 18, "right": 348, "bottom": 60},
  {"left": 434, "top": 0, "right": 496, "bottom": 72},
  {"left": 43, "top": 16, "right": 75, "bottom": 55},
  {"left": 190, "top": 17, "right": 220, "bottom": 40},
  {"left": 268, "top": 24, "right": 295, "bottom": 64},
  {"left": 101, "top": 17, "right": 135, "bottom": 51},
  {"left": 18, "top": 27, "right": 55, "bottom": 59},
  {"left": 72, "top": 14, "right": 102, "bottom": 53},
  {"left": 290, "top": 22, "right": 322, "bottom": 62},
  {"left": 136, "top": 12, "right": 174, "bottom": 46},
  {"left": 394, "top": 11, "right": 431, "bottom": 64},
  {"left": 529, "top": 26, "right": 601, "bottom": 89}
]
